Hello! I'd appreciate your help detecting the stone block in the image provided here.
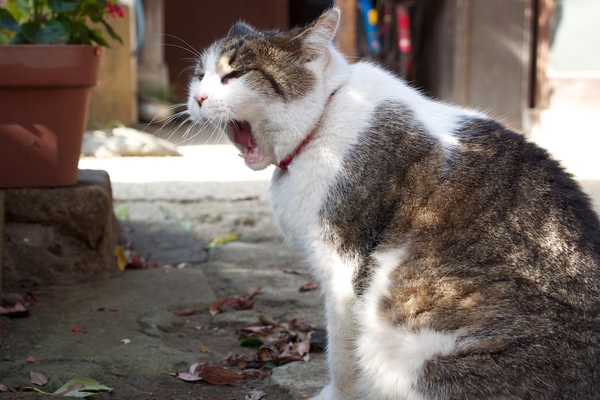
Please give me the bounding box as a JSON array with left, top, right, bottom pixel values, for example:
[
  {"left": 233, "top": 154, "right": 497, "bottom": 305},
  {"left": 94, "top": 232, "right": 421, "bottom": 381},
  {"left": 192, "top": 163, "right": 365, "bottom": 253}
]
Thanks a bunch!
[{"left": 2, "top": 170, "right": 121, "bottom": 289}]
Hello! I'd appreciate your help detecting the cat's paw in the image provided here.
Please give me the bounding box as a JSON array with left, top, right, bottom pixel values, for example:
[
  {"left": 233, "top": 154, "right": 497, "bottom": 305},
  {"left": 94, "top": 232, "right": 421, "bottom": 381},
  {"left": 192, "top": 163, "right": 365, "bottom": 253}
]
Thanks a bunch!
[{"left": 311, "top": 384, "right": 337, "bottom": 400}]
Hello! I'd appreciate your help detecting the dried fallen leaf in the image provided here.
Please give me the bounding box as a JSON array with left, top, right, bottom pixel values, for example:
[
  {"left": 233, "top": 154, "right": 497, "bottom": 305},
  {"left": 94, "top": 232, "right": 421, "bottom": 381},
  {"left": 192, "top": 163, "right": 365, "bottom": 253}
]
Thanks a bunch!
[
  {"left": 172, "top": 363, "right": 246, "bottom": 386},
  {"left": 257, "top": 314, "right": 278, "bottom": 326},
  {"left": 199, "top": 345, "right": 211, "bottom": 353},
  {"left": 256, "top": 345, "right": 280, "bottom": 363},
  {"left": 238, "top": 325, "right": 285, "bottom": 347},
  {"left": 0, "top": 302, "right": 29, "bottom": 318},
  {"left": 174, "top": 372, "right": 203, "bottom": 382},
  {"left": 281, "top": 267, "right": 300, "bottom": 275},
  {"left": 209, "top": 298, "right": 226, "bottom": 316},
  {"left": 26, "top": 356, "right": 36, "bottom": 363},
  {"left": 291, "top": 317, "right": 325, "bottom": 332},
  {"left": 234, "top": 315, "right": 325, "bottom": 369},
  {"left": 188, "top": 363, "right": 200, "bottom": 373},
  {"left": 224, "top": 354, "right": 250, "bottom": 369},
  {"left": 242, "top": 369, "right": 271, "bottom": 380},
  {"left": 299, "top": 281, "right": 320, "bottom": 292},
  {"left": 121, "top": 338, "right": 131, "bottom": 345},
  {"left": 237, "top": 286, "right": 261, "bottom": 304},
  {"left": 173, "top": 308, "right": 196, "bottom": 316},
  {"left": 228, "top": 287, "right": 262, "bottom": 310},
  {"left": 197, "top": 365, "right": 245, "bottom": 386},
  {"left": 297, "top": 332, "right": 312, "bottom": 361},
  {"left": 114, "top": 246, "right": 128, "bottom": 271},
  {"left": 207, "top": 233, "right": 239, "bottom": 249},
  {"left": 29, "top": 371, "right": 48, "bottom": 386}
]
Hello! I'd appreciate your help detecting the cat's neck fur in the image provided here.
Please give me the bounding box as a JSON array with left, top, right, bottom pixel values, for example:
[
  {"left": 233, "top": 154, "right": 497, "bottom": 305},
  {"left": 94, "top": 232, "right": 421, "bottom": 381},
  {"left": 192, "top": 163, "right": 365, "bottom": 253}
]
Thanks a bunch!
[{"left": 272, "top": 46, "right": 350, "bottom": 165}]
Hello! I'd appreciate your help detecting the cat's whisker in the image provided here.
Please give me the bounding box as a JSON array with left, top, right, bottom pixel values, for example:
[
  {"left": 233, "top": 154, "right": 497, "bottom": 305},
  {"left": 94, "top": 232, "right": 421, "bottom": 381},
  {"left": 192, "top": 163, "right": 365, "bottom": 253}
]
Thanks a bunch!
[
  {"left": 181, "top": 64, "right": 199, "bottom": 73},
  {"left": 159, "top": 112, "right": 191, "bottom": 144},
  {"left": 177, "top": 113, "right": 222, "bottom": 146},
  {"left": 161, "top": 34, "right": 202, "bottom": 58},
  {"left": 145, "top": 103, "right": 190, "bottom": 142},
  {"left": 177, "top": 122, "right": 200, "bottom": 146}
]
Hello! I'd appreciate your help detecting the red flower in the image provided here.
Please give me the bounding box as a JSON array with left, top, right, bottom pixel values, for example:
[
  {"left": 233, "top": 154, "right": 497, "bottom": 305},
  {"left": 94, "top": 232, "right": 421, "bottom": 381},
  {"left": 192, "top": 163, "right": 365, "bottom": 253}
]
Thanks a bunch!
[{"left": 107, "top": 1, "right": 124, "bottom": 18}]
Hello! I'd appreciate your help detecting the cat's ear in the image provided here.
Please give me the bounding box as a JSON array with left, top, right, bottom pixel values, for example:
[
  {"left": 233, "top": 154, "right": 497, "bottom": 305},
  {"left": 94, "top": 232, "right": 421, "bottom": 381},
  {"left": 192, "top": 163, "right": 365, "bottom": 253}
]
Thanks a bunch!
[
  {"left": 297, "top": 8, "right": 340, "bottom": 62},
  {"left": 228, "top": 22, "right": 255, "bottom": 38}
]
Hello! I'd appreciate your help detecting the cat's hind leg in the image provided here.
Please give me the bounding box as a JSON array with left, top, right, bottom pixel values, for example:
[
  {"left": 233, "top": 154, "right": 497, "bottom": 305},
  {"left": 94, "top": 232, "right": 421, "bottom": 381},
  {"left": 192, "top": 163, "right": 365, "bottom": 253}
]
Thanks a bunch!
[{"left": 353, "top": 248, "right": 458, "bottom": 400}]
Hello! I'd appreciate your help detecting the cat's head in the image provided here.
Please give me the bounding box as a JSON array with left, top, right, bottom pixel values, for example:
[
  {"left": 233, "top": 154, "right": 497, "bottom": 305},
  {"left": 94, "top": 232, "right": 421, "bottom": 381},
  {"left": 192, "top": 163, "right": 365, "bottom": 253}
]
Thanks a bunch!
[{"left": 187, "top": 8, "right": 346, "bottom": 170}]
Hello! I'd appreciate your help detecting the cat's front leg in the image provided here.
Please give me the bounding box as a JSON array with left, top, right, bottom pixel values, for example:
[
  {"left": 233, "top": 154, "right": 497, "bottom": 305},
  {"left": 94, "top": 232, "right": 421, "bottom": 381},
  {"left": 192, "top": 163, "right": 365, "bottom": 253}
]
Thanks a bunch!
[{"left": 313, "top": 286, "right": 360, "bottom": 399}]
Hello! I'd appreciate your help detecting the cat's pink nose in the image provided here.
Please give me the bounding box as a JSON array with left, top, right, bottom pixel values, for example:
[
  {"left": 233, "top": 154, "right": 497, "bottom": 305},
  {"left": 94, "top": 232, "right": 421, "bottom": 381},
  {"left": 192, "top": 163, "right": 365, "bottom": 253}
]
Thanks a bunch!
[{"left": 195, "top": 94, "right": 208, "bottom": 107}]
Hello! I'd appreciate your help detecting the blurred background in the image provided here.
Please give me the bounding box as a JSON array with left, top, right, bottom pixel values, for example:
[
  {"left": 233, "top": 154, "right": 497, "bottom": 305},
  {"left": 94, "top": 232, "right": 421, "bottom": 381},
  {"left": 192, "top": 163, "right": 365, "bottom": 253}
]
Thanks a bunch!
[
  {"left": 93, "top": 0, "right": 599, "bottom": 139},
  {"left": 4, "top": 0, "right": 594, "bottom": 168}
]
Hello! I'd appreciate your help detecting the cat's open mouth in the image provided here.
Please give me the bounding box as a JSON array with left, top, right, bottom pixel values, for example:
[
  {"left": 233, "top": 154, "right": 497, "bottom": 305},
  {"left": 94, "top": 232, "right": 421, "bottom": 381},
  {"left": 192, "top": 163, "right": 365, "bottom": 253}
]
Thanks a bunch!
[{"left": 230, "top": 121, "right": 263, "bottom": 165}]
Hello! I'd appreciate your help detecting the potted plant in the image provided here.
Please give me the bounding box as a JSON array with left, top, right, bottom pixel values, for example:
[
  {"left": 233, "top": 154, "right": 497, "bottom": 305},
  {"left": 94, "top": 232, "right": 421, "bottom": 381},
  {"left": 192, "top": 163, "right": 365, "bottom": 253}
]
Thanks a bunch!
[{"left": 0, "top": 0, "right": 123, "bottom": 188}]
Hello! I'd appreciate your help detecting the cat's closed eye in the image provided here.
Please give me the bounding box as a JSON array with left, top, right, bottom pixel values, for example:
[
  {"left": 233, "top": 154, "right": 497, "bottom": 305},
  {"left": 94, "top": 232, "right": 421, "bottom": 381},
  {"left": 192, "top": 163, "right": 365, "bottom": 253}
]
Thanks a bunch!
[
  {"left": 196, "top": 72, "right": 205, "bottom": 81},
  {"left": 221, "top": 69, "right": 248, "bottom": 84}
]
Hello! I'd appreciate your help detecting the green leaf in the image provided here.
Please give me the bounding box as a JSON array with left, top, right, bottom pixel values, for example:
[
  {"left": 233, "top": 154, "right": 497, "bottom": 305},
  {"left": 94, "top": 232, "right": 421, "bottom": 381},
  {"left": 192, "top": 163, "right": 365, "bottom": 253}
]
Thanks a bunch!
[
  {"left": 0, "top": 29, "right": 12, "bottom": 44},
  {"left": 67, "top": 18, "right": 85, "bottom": 34},
  {"left": 88, "top": 28, "right": 108, "bottom": 46},
  {"left": 35, "top": 20, "right": 69, "bottom": 44},
  {"left": 53, "top": 378, "right": 113, "bottom": 397},
  {"left": 100, "top": 19, "right": 122, "bottom": 44},
  {"left": 48, "top": 0, "right": 83, "bottom": 13},
  {"left": 238, "top": 337, "right": 264, "bottom": 348},
  {"left": 9, "top": 31, "right": 28, "bottom": 43},
  {"left": 68, "top": 19, "right": 91, "bottom": 43},
  {"left": 20, "top": 21, "right": 41, "bottom": 42},
  {"left": 0, "top": 8, "right": 20, "bottom": 32},
  {"left": 81, "top": 0, "right": 104, "bottom": 21},
  {"left": 264, "top": 361, "right": 277, "bottom": 370},
  {"left": 6, "top": 0, "right": 29, "bottom": 21}
]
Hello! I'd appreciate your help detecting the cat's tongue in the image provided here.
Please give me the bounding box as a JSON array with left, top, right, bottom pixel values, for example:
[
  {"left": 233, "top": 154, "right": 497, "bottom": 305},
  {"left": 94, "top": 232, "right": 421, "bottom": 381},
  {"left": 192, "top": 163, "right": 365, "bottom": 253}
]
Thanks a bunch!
[{"left": 233, "top": 123, "right": 263, "bottom": 165}]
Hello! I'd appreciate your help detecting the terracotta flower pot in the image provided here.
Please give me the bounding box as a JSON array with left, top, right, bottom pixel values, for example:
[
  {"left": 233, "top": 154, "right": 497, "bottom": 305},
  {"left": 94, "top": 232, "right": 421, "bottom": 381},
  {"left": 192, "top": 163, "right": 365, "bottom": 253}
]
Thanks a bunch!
[{"left": 0, "top": 45, "right": 104, "bottom": 188}]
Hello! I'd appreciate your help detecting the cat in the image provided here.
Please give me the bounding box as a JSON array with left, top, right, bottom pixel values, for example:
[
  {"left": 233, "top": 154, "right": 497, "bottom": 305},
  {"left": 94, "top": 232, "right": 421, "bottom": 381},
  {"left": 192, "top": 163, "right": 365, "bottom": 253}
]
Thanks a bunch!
[{"left": 186, "top": 8, "right": 600, "bottom": 400}]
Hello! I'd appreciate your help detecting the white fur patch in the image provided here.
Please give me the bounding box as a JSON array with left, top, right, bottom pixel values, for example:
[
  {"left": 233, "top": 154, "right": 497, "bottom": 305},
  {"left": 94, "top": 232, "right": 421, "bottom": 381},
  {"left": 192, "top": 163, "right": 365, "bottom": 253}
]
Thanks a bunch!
[{"left": 340, "top": 62, "right": 484, "bottom": 155}]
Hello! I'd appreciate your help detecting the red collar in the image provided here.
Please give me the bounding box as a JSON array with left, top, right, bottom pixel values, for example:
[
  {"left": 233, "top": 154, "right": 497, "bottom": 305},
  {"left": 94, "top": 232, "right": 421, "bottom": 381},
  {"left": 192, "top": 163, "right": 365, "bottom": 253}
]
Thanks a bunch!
[
  {"left": 276, "top": 92, "right": 335, "bottom": 171},
  {"left": 277, "top": 133, "right": 313, "bottom": 171}
]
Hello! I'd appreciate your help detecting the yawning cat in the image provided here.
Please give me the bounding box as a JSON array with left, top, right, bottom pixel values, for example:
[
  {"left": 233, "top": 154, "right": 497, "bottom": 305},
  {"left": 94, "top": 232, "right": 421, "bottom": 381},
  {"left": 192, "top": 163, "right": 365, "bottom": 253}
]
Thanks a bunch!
[{"left": 187, "top": 8, "right": 600, "bottom": 399}]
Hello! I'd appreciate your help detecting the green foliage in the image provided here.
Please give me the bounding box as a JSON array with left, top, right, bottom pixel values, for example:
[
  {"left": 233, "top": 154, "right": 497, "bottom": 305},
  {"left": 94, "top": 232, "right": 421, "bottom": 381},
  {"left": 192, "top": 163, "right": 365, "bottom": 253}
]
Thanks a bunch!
[
  {"left": 53, "top": 377, "right": 113, "bottom": 397},
  {"left": 0, "top": 0, "right": 123, "bottom": 46}
]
